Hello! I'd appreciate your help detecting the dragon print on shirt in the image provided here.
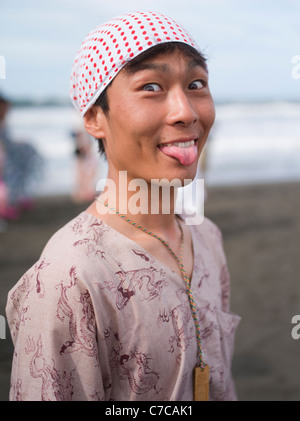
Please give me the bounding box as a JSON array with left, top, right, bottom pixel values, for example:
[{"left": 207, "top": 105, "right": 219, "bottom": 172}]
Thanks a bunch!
[
  {"left": 71, "top": 214, "right": 109, "bottom": 258},
  {"left": 25, "top": 335, "right": 74, "bottom": 401},
  {"left": 97, "top": 266, "right": 168, "bottom": 310},
  {"left": 109, "top": 331, "right": 161, "bottom": 396},
  {"left": 56, "top": 265, "right": 98, "bottom": 358},
  {"left": 157, "top": 288, "right": 195, "bottom": 365},
  {"left": 9, "top": 258, "right": 50, "bottom": 334}
]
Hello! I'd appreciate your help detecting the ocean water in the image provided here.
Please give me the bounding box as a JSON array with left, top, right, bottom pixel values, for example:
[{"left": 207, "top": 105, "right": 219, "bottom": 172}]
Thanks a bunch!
[
  {"left": 5, "top": 101, "right": 300, "bottom": 196},
  {"left": 207, "top": 101, "right": 300, "bottom": 186}
]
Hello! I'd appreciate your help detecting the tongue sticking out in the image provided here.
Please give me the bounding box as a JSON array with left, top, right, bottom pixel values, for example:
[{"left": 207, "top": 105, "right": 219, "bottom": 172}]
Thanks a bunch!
[{"left": 159, "top": 144, "right": 198, "bottom": 166}]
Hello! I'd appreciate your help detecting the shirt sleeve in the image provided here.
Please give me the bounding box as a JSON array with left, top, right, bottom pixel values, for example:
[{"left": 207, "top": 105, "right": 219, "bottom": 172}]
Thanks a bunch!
[
  {"left": 6, "top": 257, "right": 104, "bottom": 401},
  {"left": 204, "top": 218, "right": 232, "bottom": 313},
  {"left": 219, "top": 243, "right": 232, "bottom": 313}
]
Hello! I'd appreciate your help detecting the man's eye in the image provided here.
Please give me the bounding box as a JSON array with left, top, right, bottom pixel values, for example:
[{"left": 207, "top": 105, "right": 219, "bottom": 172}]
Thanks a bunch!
[
  {"left": 189, "top": 80, "right": 206, "bottom": 90},
  {"left": 143, "top": 83, "right": 161, "bottom": 92}
]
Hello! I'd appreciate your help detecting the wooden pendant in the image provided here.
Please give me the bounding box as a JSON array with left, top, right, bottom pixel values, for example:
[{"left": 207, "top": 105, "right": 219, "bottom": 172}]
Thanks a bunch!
[{"left": 194, "top": 365, "right": 209, "bottom": 401}]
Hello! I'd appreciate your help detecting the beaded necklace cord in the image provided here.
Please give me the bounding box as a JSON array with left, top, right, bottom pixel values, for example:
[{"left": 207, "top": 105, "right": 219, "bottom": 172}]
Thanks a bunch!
[{"left": 96, "top": 197, "right": 207, "bottom": 371}]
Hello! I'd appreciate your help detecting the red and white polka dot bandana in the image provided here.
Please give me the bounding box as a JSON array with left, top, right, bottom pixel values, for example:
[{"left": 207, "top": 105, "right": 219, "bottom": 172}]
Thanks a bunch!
[{"left": 70, "top": 10, "right": 200, "bottom": 115}]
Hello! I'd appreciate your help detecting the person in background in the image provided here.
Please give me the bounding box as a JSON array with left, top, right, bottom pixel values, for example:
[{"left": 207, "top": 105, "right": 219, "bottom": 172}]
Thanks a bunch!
[
  {"left": 0, "top": 140, "right": 8, "bottom": 230},
  {"left": 0, "top": 93, "right": 42, "bottom": 220},
  {"left": 71, "top": 129, "right": 98, "bottom": 203}
]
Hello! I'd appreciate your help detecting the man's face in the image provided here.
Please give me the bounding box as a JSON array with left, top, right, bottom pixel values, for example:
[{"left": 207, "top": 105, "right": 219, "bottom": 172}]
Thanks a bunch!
[{"left": 95, "top": 49, "right": 215, "bottom": 184}]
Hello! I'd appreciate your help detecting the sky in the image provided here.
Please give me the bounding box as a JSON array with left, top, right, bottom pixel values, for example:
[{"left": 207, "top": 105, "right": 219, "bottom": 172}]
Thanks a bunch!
[{"left": 0, "top": 0, "right": 300, "bottom": 103}]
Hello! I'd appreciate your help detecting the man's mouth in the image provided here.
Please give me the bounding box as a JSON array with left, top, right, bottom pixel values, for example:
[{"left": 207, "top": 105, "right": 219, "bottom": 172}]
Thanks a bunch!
[
  {"left": 160, "top": 140, "right": 196, "bottom": 148},
  {"left": 158, "top": 139, "right": 198, "bottom": 166}
]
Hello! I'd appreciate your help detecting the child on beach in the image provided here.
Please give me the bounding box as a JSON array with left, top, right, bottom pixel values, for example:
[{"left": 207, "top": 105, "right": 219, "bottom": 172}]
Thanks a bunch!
[{"left": 6, "top": 10, "right": 240, "bottom": 401}]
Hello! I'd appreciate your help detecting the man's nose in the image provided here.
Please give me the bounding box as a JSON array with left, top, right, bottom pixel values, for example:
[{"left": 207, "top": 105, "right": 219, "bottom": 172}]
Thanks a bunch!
[{"left": 166, "top": 89, "right": 198, "bottom": 126}]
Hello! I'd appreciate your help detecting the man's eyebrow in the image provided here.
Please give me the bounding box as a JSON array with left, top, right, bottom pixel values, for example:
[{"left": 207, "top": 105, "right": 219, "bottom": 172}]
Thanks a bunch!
[
  {"left": 125, "top": 62, "right": 170, "bottom": 74},
  {"left": 125, "top": 59, "right": 207, "bottom": 75}
]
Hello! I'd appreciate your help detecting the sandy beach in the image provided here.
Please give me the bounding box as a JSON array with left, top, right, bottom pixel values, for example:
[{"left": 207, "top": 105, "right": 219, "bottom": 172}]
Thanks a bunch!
[{"left": 1, "top": 181, "right": 300, "bottom": 401}]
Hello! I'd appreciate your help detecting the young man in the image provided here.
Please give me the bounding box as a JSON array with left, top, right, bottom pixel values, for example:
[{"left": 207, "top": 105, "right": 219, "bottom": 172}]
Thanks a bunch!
[{"left": 6, "top": 11, "right": 240, "bottom": 401}]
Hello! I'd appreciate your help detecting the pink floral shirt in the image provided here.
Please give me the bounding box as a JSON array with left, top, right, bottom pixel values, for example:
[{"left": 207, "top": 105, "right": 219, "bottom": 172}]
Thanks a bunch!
[{"left": 6, "top": 211, "right": 240, "bottom": 401}]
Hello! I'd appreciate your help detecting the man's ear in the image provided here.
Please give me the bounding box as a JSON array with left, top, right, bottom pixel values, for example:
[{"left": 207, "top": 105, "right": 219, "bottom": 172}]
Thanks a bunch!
[{"left": 83, "top": 106, "right": 107, "bottom": 139}]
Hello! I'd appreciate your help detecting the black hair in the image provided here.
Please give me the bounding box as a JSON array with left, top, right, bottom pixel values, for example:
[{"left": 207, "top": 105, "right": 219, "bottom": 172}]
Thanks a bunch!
[{"left": 94, "top": 42, "right": 207, "bottom": 158}]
